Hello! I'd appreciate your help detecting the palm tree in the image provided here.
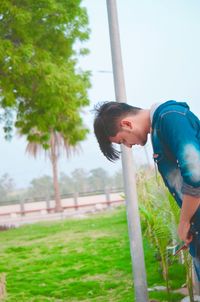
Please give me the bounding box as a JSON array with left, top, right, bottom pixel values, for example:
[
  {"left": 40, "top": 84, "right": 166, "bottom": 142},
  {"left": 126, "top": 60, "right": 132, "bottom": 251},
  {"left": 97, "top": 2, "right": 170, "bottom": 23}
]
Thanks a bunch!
[{"left": 25, "top": 131, "right": 78, "bottom": 212}]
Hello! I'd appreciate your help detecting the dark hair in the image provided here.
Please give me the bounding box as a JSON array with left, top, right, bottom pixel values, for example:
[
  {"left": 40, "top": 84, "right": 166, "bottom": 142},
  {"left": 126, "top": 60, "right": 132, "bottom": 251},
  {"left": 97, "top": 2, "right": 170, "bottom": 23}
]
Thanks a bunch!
[{"left": 93, "top": 102, "right": 141, "bottom": 161}]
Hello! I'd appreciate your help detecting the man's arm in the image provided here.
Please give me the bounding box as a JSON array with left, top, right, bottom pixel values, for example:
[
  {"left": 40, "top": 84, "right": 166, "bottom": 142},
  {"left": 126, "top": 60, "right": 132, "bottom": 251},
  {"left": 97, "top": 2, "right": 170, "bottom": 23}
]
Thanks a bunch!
[
  {"left": 160, "top": 111, "right": 200, "bottom": 244},
  {"left": 178, "top": 194, "right": 200, "bottom": 245}
]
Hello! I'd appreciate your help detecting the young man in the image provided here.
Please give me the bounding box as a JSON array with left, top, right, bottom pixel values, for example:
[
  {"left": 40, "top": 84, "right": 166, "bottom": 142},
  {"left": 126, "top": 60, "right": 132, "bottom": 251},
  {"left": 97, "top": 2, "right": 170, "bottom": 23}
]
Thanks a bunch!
[{"left": 93, "top": 100, "right": 200, "bottom": 279}]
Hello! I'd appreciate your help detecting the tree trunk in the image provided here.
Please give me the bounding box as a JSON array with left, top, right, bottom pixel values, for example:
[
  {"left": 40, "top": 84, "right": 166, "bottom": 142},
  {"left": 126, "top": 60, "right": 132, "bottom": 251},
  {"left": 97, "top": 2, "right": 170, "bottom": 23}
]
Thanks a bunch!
[{"left": 50, "top": 138, "right": 62, "bottom": 213}]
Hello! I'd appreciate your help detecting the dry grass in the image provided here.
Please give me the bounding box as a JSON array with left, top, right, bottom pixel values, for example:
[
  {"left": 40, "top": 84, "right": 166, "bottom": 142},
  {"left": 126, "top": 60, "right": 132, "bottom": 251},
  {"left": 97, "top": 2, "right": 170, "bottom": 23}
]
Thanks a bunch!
[{"left": 0, "top": 274, "right": 6, "bottom": 301}]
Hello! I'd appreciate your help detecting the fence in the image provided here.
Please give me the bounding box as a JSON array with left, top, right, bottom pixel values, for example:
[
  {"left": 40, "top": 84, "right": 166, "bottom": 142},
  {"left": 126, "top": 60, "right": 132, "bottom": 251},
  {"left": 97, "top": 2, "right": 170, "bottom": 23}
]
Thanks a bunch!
[{"left": 0, "top": 189, "right": 124, "bottom": 223}]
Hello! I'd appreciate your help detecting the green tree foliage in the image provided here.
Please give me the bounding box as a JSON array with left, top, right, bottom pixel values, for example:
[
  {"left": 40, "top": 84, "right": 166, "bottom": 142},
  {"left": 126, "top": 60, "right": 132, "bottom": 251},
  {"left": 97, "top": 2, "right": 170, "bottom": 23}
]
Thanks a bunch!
[
  {"left": 88, "top": 168, "right": 110, "bottom": 191},
  {"left": 71, "top": 168, "right": 89, "bottom": 193},
  {"left": 0, "top": 168, "right": 123, "bottom": 203},
  {"left": 26, "top": 175, "right": 54, "bottom": 201},
  {"left": 59, "top": 171, "right": 74, "bottom": 195},
  {"left": 0, "top": 0, "right": 90, "bottom": 144},
  {"left": 111, "top": 169, "right": 123, "bottom": 189}
]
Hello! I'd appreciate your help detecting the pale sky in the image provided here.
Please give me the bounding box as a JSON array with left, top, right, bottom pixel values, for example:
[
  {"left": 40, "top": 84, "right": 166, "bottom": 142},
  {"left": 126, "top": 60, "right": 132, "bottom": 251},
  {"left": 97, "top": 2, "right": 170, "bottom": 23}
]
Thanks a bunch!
[{"left": 1, "top": 0, "right": 200, "bottom": 188}]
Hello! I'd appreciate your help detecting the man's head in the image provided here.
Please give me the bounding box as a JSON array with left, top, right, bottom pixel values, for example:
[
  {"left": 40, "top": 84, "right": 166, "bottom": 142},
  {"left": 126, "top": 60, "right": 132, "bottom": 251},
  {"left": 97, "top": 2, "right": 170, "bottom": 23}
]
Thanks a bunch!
[{"left": 93, "top": 101, "right": 150, "bottom": 161}]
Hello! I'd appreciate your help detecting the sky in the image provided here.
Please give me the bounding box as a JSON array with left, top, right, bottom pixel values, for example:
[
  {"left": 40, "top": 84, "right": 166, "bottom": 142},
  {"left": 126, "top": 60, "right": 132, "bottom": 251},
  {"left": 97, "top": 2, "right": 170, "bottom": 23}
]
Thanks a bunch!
[{"left": 1, "top": 0, "right": 200, "bottom": 188}]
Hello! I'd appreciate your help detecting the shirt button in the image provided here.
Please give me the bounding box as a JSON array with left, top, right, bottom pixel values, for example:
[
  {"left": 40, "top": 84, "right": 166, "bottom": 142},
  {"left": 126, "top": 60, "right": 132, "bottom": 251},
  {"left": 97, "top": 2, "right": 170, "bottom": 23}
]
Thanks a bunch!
[
  {"left": 177, "top": 160, "right": 180, "bottom": 168},
  {"left": 172, "top": 193, "right": 175, "bottom": 196}
]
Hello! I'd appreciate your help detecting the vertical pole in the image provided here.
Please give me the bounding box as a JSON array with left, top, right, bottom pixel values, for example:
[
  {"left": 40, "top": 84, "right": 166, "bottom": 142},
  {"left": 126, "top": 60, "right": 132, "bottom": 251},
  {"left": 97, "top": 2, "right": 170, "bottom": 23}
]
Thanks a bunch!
[
  {"left": 20, "top": 199, "right": 25, "bottom": 216},
  {"left": 74, "top": 192, "right": 79, "bottom": 211},
  {"left": 46, "top": 197, "right": 51, "bottom": 213},
  {"left": 105, "top": 187, "right": 111, "bottom": 207},
  {"left": 106, "top": 1, "right": 149, "bottom": 301}
]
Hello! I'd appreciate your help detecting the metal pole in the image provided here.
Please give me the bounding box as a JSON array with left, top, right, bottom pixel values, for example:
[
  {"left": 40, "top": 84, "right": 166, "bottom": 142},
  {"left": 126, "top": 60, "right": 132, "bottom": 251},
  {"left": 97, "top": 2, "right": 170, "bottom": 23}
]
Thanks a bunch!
[{"left": 106, "top": 1, "right": 149, "bottom": 301}]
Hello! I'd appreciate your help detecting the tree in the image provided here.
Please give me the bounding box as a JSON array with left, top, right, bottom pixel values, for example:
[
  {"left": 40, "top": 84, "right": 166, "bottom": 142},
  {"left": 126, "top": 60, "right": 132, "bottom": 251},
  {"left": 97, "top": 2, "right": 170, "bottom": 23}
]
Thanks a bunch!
[
  {"left": 25, "top": 131, "right": 78, "bottom": 212},
  {"left": 88, "top": 168, "right": 110, "bottom": 192},
  {"left": 26, "top": 175, "right": 53, "bottom": 201},
  {"left": 112, "top": 169, "right": 123, "bottom": 190},
  {"left": 59, "top": 172, "right": 74, "bottom": 195},
  {"left": 71, "top": 168, "right": 89, "bottom": 193},
  {"left": 0, "top": 173, "right": 15, "bottom": 203},
  {"left": 0, "top": 0, "right": 91, "bottom": 144},
  {"left": 0, "top": 1, "right": 91, "bottom": 211}
]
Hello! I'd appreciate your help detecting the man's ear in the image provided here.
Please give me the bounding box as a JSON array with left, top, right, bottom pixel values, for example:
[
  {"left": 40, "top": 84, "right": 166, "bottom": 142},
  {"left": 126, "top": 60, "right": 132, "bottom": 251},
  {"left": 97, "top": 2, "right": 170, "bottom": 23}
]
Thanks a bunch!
[{"left": 120, "top": 118, "right": 133, "bottom": 130}]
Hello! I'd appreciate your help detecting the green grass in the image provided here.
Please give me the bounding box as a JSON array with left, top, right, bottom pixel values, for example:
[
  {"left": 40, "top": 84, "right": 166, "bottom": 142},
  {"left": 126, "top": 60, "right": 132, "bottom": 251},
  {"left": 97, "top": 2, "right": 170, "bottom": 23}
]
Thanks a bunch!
[{"left": 0, "top": 207, "right": 185, "bottom": 301}]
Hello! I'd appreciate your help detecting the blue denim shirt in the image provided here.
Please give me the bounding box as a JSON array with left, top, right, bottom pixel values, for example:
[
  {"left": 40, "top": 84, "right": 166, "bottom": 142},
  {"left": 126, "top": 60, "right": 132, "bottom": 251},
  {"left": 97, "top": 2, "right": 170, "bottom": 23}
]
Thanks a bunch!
[{"left": 151, "top": 100, "right": 200, "bottom": 260}]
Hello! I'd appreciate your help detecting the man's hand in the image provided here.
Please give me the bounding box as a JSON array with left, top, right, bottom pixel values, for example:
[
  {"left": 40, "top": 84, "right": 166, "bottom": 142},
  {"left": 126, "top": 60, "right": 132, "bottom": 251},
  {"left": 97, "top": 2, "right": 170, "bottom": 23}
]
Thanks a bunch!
[{"left": 178, "top": 221, "right": 192, "bottom": 245}]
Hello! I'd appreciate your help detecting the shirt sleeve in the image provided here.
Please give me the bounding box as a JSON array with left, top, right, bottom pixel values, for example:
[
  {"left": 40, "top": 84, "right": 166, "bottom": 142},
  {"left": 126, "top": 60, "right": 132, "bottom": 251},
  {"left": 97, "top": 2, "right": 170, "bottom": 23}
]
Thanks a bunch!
[
  {"left": 160, "top": 111, "right": 200, "bottom": 192},
  {"left": 182, "top": 182, "right": 200, "bottom": 197}
]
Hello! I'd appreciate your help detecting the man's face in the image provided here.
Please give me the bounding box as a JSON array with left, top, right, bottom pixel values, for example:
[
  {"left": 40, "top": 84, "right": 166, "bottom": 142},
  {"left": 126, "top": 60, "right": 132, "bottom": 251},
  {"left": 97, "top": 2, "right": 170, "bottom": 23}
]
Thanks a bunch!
[{"left": 109, "top": 118, "right": 148, "bottom": 148}]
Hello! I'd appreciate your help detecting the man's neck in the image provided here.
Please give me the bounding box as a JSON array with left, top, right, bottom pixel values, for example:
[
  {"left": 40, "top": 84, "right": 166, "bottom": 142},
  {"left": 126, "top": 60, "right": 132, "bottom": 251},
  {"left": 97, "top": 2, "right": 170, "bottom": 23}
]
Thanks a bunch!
[{"left": 141, "top": 109, "right": 151, "bottom": 134}]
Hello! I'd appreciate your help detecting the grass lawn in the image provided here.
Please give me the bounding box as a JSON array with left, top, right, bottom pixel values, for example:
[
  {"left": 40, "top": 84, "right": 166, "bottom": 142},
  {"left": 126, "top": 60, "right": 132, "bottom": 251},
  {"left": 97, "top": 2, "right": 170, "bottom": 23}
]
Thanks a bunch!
[{"left": 0, "top": 206, "right": 186, "bottom": 302}]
